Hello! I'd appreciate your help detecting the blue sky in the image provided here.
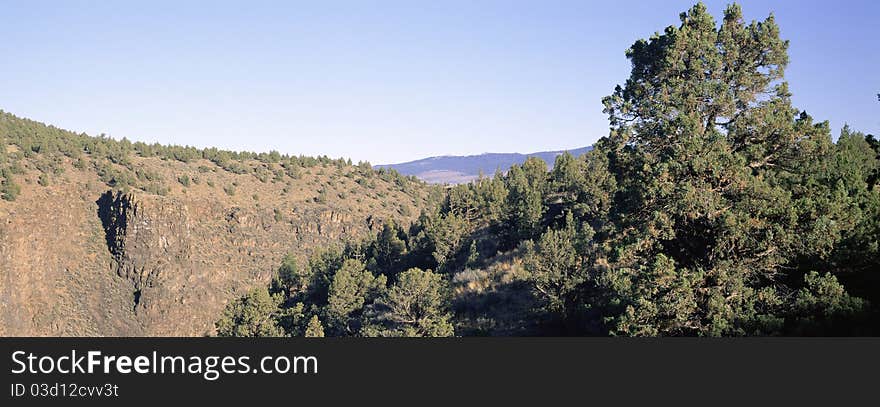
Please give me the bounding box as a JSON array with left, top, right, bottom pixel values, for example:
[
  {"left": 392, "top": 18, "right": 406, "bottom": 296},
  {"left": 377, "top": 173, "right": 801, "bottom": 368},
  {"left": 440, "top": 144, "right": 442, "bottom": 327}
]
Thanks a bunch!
[{"left": 1, "top": 0, "right": 877, "bottom": 164}]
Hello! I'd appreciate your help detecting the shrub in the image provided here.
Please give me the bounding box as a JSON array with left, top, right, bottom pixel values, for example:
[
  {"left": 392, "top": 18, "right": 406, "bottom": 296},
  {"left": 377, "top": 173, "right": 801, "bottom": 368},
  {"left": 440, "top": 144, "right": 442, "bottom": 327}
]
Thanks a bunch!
[
  {"left": 0, "top": 170, "right": 21, "bottom": 201},
  {"left": 178, "top": 175, "right": 191, "bottom": 187}
]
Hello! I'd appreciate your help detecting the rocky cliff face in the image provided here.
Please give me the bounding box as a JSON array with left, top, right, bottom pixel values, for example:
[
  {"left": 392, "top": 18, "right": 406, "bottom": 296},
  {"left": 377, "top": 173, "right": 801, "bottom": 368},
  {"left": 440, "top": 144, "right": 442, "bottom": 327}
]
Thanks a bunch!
[
  {"left": 0, "top": 157, "right": 427, "bottom": 336},
  {"left": 0, "top": 185, "right": 136, "bottom": 336}
]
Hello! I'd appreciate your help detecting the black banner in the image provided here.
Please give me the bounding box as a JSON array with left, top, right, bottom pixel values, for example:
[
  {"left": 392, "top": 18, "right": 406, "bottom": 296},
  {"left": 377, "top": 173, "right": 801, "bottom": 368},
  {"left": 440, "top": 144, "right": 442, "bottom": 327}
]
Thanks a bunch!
[{"left": 2, "top": 338, "right": 877, "bottom": 405}]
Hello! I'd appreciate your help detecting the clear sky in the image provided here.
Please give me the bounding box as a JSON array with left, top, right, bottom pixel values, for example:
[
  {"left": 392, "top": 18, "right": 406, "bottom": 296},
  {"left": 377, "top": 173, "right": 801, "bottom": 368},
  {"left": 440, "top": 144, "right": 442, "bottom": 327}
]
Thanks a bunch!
[{"left": 1, "top": 0, "right": 877, "bottom": 164}]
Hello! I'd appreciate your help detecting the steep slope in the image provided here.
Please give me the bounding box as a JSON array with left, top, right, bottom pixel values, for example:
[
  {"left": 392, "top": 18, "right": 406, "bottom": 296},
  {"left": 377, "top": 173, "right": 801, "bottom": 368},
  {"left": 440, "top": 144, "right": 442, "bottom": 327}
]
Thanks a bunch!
[
  {"left": 377, "top": 146, "right": 592, "bottom": 184},
  {"left": 0, "top": 111, "right": 434, "bottom": 336}
]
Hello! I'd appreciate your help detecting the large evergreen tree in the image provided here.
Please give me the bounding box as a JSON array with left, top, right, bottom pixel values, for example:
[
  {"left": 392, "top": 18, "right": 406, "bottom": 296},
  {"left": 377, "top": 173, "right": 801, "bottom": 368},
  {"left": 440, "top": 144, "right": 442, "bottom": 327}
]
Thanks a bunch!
[{"left": 595, "top": 2, "right": 869, "bottom": 335}]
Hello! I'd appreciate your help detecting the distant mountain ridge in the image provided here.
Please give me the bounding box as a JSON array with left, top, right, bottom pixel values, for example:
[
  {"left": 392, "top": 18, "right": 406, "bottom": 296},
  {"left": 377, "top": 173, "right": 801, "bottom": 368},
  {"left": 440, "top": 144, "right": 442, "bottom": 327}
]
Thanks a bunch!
[{"left": 377, "top": 146, "right": 593, "bottom": 184}]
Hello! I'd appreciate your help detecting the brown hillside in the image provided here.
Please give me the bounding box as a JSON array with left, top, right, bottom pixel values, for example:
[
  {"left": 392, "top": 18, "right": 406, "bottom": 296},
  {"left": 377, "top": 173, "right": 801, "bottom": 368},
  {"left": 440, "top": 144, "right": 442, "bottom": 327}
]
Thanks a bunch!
[{"left": 0, "top": 112, "right": 433, "bottom": 336}]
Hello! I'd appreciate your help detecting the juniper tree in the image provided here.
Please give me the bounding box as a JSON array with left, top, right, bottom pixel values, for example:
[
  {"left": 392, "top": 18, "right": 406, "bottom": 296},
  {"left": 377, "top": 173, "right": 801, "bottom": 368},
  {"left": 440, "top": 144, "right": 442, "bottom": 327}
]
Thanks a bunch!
[
  {"left": 366, "top": 221, "right": 408, "bottom": 278},
  {"left": 326, "top": 259, "right": 387, "bottom": 335},
  {"left": 274, "top": 254, "right": 312, "bottom": 296},
  {"left": 505, "top": 162, "right": 544, "bottom": 245},
  {"left": 0, "top": 169, "right": 21, "bottom": 201},
  {"left": 369, "top": 268, "right": 454, "bottom": 337},
  {"left": 524, "top": 212, "right": 591, "bottom": 331},
  {"left": 411, "top": 209, "right": 469, "bottom": 272},
  {"left": 596, "top": 2, "right": 868, "bottom": 335},
  {"left": 304, "top": 315, "right": 325, "bottom": 337},
  {"left": 477, "top": 169, "right": 509, "bottom": 224},
  {"left": 215, "top": 288, "right": 284, "bottom": 337},
  {"left": 547, "top": 153, "right": 586, "bottom": 223}
]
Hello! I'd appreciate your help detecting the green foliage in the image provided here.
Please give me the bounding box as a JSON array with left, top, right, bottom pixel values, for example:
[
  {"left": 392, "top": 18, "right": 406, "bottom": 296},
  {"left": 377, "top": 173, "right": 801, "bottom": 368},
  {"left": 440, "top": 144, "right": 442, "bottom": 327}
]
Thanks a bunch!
[
  {"left": 790, "top": 272, "right": 870, "bottom": 335},
  {"left": 414, "top": 210, "right": 469, "bottom": 271},
  {"left": 548, "top": 151, "right": 616, "bottom": 230},
  {"left": 274, "top": 254, "right": 311, "bottom": 296},
  {"left": 142, "top": 182, "right": 169, "bottom": 196},
  {"left": 1, "top": 169, "right": 21, "bottom": 201},
  {"left": 315, "top": 187, "right": 328, "bottom": 204},
  {"left": 589, "top": 2, "right": 876, "bottom": 336},
  {"left": 524, "top": 212, "right": 591, "bottom": 328},
  {"left": 366, "top": 268, "right": 454, "bottom": 337},
  {"left": 215, "top": 288, "right": 285, "bottom": 337},
  {"left": 478, "top": 170, "right": 509, "bottom": 223},
  {"left": 465, "top": 240, "right": 480, "bottom": 269},
  {"left": 304, "top": 315, "right": 325, "bottom": 337},
  {"left": 326, "top": 259, "right": 387, "bottom": 335},
  {"left": 504, "top": 162, "right": 544, "bottom": 245},
  {"left": 365, "top": 221, "right": 408, "bottom": 277},
  {"left": 828, "top": 127, "right": 880, "bottom": 274},
  {"left": 177, "top": 175, "right": 190, "bottom": 187}
]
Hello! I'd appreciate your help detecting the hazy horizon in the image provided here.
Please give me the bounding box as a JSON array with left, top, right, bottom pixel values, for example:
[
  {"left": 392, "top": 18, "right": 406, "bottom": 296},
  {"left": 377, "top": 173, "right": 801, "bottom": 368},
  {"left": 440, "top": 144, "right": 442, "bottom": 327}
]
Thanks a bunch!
[{"left": 2, "top": 0, "right": 877, "bottom": 163}]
